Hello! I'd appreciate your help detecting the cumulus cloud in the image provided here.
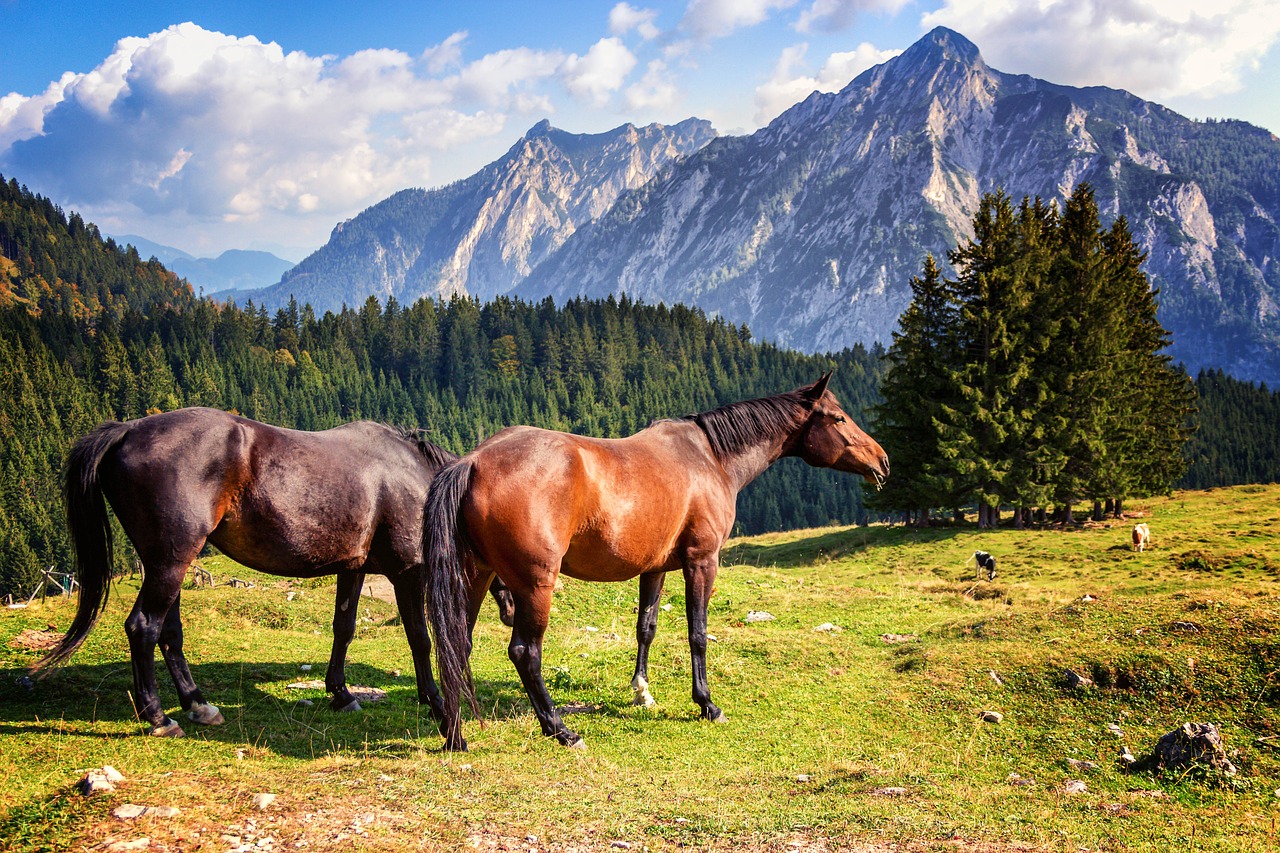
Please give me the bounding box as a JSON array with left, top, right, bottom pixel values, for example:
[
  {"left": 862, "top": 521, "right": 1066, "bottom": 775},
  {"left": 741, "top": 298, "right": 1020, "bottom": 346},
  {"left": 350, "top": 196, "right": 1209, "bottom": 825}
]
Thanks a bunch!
[
  {"left": 754, "top": 42, "right": 900, "bottom": 123},
  {"left": 795, "top": 0, "right": 910, "bottom": 34},
  {"left": 626, "top": 60, "right": 681, "bottom": 112},
  {"left": 610, "top": 3, "right": 662, "bottom": 40},
  {"left": 0, "top": 23, "right": 638, "bottom": 249},
  {"left": 682, "top": 0, "right": 798, "bottom": 40},
  {"left": 923, "top": 0, "right": 1280, "bottom": 100},
  {"left": 561, "top": 38, "right": 638, "bottom": 106}
]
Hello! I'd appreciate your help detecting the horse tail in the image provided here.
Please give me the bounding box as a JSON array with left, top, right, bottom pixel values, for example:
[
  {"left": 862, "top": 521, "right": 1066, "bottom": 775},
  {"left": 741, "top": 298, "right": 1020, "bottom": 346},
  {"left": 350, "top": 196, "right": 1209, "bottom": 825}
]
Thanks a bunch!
[
  {"left": 424, "top": 456, "right": 480, "bottom": 749},
  {"left": 32, "top": 420, "right": 132, "bottom": 675}
]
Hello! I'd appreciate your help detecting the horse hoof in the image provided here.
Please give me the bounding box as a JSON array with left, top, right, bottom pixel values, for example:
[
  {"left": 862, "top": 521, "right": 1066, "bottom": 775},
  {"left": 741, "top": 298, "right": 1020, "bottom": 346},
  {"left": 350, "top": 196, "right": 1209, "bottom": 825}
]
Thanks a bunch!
[
  {"left": 707, "top": 710, "right": 727, "bottom": 723},
  {"left": 444, "top": 738, "right": 468, "bottom": 753},
  {"left": 150, "top": 718, "right": 185, "bottom": 738},
  {"left": 333, "top": 699, "right": 362, "bottom": 713},
  {"left": 188, "top": 703, "right": 225, "bottom": 726},
  {"left": 632, "top": 691, "right": 656, "bottom": 708}
]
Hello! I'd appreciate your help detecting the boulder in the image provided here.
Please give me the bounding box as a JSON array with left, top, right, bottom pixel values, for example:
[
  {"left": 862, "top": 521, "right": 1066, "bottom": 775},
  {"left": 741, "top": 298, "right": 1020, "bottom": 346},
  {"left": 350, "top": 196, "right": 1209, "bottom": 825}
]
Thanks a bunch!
[{"left": 1150, "top": 722, "right": 1237, "bottom": 776}]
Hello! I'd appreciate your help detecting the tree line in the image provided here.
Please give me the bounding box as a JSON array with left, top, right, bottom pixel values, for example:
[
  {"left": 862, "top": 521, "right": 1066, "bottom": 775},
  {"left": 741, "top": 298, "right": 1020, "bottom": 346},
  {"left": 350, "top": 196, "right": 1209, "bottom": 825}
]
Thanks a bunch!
[
  {"left": 871, "top": 185, "right": 1198, "bottom": 526},
  {"left": 1, "top": 175, "right": 1276, "bottom": 597}
]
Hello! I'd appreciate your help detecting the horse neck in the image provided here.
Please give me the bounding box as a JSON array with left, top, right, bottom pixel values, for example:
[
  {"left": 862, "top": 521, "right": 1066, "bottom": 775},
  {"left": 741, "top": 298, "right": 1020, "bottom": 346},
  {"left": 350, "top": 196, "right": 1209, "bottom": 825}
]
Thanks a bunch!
[
  {"left": 696, "top": 399, "right": 803, "bottom": 491},
  {"left": 719, "top": 437, "right": 792, "bottom": 491}
]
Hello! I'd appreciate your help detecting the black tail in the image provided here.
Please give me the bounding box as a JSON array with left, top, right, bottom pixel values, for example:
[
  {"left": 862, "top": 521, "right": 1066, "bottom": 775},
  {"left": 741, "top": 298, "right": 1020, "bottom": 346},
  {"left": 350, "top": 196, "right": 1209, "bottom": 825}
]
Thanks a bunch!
[
  {"left": 32, "top": 420, "right": 132, "bottom": 675},
  {"left": 424, "top": 457, "right": 479, "bottom": 750}
]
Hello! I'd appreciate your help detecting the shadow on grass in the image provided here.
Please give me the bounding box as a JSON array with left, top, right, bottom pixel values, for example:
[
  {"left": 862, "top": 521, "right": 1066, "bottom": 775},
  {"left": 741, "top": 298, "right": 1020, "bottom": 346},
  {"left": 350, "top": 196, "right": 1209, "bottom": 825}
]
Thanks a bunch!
[
  {"left": 723, "top": 524, "right": 975, "bottom": 570},
  {"left": 0, "top": 658, "right": 661, "bottom": 758}
]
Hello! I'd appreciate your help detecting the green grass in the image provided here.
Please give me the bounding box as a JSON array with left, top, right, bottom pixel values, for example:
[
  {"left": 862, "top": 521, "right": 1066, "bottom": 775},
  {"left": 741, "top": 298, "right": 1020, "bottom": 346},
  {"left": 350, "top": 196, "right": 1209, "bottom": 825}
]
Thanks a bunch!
[{"left": 2, "top": 485, "right": 1279, "bottom": 851}]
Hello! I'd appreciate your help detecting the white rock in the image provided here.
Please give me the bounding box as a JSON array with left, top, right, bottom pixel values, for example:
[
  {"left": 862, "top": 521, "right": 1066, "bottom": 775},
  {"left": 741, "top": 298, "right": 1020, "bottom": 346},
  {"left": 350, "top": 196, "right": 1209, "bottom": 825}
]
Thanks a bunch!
[
  {"left": 1063, "top": 780, "right": 1088, "bottom": 795},
  {"left": 812, "top": 622, "right": 841, "bottom": 633},
  {"left": 299, "top": 664, "right": 312, "bottom": 672},
  {"left": 980, "top": 710, "right": 1004, "bottom": 724},
  {"left": 745, "top": 610, "right": 776, "bottom": 623},
  {"left": 101, "top": 765, "right": 126, "bottom": 783},
  {"left": 253, "top": 793, "right": 276, "bottom": 811}
]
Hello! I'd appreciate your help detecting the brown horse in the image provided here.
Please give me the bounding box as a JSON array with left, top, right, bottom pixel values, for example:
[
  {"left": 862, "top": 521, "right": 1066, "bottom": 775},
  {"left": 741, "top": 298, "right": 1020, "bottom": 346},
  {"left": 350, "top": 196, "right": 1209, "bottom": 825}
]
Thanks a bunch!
[
  {"left": 425, "top": 374, "right": 889, "bottom": 750},
  {"left": 32, "top": 407, "right": 473, "bottom": 737}
]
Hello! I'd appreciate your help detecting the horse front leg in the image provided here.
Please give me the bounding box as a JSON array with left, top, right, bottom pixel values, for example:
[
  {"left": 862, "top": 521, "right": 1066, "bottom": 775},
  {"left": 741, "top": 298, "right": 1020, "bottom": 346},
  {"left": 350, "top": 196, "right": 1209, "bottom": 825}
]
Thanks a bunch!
[
  {"left": 326, "top": 571, "right": 364, "bottom": 712},
  {"left": 508, "top": 581, "right": 584, "bottom": 749},
  {"left": 683, "top": 555, "right": 725, "bottom": 723},
  {"left": 390, "top": 571, "right": 446, "bottom": 726},
  {"left": 159, "top": 591, "right": 224, "bottom": 726},
  {"left": 631, "top": 571, "right": 666, "bottom": 707}
]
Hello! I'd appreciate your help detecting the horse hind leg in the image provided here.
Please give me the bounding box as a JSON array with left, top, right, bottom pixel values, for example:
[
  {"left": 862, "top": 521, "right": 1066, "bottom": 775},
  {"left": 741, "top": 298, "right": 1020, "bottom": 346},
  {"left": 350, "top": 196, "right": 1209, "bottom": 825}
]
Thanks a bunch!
[
  {"left": 125, "top": 556, "right": 199, "bottom": 736},
  {"left": 159, "top": 591, "right": 224, "bottom": 726},
  {"left": 508, "top": 581, "right": 585, "bottom": 749},
  {"left": 326, "top": 572, "right": 365, "bottom": 712},
  {"left": 631, "top": 572, "right": 666, "bottom": 708}
]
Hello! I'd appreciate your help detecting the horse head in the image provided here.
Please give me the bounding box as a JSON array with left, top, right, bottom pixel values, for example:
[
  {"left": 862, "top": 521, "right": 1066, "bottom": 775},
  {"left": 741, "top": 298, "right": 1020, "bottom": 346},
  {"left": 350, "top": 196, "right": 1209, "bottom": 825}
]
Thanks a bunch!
[{"left": 795, "top": 373, "right": 890, "bottom": 489}]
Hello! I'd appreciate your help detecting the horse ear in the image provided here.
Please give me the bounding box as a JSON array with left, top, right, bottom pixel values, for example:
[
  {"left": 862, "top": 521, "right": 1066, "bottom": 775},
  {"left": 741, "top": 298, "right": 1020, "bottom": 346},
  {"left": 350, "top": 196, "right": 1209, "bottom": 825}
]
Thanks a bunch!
[{"left": 803, "top": 371, "right": 832, "bottom": 402}]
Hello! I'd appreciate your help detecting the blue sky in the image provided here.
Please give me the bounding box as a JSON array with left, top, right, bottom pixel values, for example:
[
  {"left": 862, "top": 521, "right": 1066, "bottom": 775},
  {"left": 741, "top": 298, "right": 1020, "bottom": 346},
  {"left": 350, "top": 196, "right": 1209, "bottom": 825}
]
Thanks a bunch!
[{"left": 2, "top": 0, "right": 1278, "bottom": 260}]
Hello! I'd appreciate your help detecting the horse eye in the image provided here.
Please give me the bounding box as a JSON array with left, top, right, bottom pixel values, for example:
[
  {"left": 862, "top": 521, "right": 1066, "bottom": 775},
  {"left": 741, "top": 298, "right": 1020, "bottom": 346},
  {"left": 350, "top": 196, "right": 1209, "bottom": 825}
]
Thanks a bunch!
[{"left": 834, "top": 415, "right": 846, "bottom": 424}]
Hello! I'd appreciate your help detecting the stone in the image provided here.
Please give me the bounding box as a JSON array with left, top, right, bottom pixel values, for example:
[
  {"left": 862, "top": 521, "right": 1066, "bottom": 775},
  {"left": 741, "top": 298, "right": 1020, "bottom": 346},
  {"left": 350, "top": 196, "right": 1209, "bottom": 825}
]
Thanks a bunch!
[
  {"left": 812, "top": 622, "right": 842, "bottom": 633},
  {"left": 1062, "top": 780, "right": 1088, "bottom": 795},
  {"left": 80, "top": 769, "right": 118, "bottom": 795},
  {"left": 1065, "top": 759, "right": 1097, "bottom": 772},
  {"left": 871, "top": 786, "right": 908, "bottom": 796},
  {"left": 795, "top": 774, "right": 812, "bottom": 782},
  {"left": 101, "top": 766, "right": 126, "bottom": 784},
  {"left": 988, "top": 670, "right": 1004, "bottom": 686},
  {"left": 253, "top": 793, "right": 276, "bottom": 811},
  {"left": 979, "top": 710, "right": 1004, "bottom": 724},
  {"left": 745, "top": 610, "right": 775, "bottom": 623},
  {"left": 1064, "top": 668, "right": 1093, "bottom": 689},
  {"left": 1151, "top": 722, "right": 1238, "bottom": 776},
  {"left": 610, "top": 842, "right": 632, "bottom": 849},
  {"left": 1119, "top": 746, "right": 1137, "bottom": 767},
  {"left": 104, "top": 840, "right": 152, "bottom": 852},
  {"left": 299, "top": 664, "right": 312, "bottom": 671},
  {"left": 880, "top": 633, "right": 918, "bottom": 644},
  {"left": 1106, "top": 723, "right": 1126, "bottom": 738},
  {"left": 1169, "top": 621, "right": 1203, "bottom": 633},
  {"left": 113, "top": 804, "right": 180, "bottom": 819}
]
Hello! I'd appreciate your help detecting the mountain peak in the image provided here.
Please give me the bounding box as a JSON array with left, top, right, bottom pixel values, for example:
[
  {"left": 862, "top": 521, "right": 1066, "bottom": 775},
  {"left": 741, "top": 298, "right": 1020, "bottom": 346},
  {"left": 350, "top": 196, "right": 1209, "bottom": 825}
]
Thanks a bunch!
[{"left": 899, "top": 26, "right": 984, "bottom": 70}]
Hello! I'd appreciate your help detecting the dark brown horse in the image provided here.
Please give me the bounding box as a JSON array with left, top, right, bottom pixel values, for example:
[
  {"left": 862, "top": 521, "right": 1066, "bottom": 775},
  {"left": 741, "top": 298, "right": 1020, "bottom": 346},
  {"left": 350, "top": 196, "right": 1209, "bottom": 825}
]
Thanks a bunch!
[
  {"left": 425, "top": 374, "right": 889, "bottom": 750},
  {"left": 31, "top": 407, "right": 481, "bottom": 737}
]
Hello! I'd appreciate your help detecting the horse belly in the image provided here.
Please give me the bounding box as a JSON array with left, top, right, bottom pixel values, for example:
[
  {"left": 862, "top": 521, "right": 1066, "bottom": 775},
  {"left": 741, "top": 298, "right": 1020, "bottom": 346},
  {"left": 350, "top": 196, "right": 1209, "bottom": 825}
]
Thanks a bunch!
[{"left": 211, "top": 495, "right": 373, "bottom": 576}]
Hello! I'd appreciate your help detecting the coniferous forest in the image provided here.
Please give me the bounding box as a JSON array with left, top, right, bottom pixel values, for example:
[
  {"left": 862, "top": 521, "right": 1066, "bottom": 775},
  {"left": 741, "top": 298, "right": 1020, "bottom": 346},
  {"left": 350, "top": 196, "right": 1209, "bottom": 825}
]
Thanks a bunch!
[{"left": 1, "top": 174, "right": 1278, "bottom": 597}]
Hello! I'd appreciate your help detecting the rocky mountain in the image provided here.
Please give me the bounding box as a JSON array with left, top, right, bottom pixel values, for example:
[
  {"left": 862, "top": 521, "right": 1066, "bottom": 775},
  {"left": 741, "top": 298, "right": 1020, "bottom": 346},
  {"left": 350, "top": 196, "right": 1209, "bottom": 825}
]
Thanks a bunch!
[
  {"left": 522, "top": 27, "right": 1280, "bottom": 384},
  {"left": 241, "top": 118, "right": 716, "bottom": 310},
  {"left": 117, "top": 234, "right": 294, "bottom": 292}
]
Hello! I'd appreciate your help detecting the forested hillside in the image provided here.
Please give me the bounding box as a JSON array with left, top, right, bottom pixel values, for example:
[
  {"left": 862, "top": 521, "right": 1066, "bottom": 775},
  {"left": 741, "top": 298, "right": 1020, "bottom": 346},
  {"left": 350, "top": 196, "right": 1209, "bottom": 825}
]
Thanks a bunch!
[
  {"left": 0, "top": 179, "right": 886, "bottom": 597},
  {"left": 1, "top": 175, "right": 1276, "bottom": 599}
]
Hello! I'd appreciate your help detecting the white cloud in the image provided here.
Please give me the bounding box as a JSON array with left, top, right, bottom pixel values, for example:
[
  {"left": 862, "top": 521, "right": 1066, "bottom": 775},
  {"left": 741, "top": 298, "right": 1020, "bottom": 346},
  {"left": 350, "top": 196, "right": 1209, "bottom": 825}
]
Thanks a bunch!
[
  {"left": 561, "top": 38, "right": 638, "bottom": 106},
  {"left": 423, "top": 31, "right": 468, "bottom": 74},
  {"left": 795, "top": 0, "right": 910, "bottom": 34},
  {"left": 682, "top": 0, "right": 797, "bottom": 39},
  {"left": 754, "top": 42, "right": 900, "bottom": 123},
  {"left": 609, "top": 3, "right": 662, "bottom": 40},
  {"left": 455, "top": 46, "right": 566, "bottom": 107},
  {"left": 0, "top": 22, "right": 579, "bottom": 250},
  {"left": 626, "top": 60, "right": 681, "bottom": 111},
  {"left": 924, "top": 0, "right": 1280, "bottom": 100}
]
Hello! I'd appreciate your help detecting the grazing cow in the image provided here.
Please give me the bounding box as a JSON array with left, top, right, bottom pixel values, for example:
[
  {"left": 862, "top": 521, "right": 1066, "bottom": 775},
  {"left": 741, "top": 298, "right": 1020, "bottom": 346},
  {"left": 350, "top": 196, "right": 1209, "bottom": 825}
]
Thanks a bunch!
[
  {"left": 971, "top": 550, "right": 997, "bottom": 581},
  {"left": 1132, "top": 523, "right": 1151, "bottom": 552}
]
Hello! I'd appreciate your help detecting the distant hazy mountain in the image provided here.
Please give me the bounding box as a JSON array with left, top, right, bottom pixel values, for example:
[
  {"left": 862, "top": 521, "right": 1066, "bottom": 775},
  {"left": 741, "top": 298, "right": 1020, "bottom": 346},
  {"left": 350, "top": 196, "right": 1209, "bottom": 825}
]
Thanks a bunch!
[
  {"left": 240, "top": 118, "right": 717, "bottom": 311},
  {"left": 117, "top": 234, "right": 294, "bottom": 293},
  {"left": 522, "top": 27, "right": 1280, "bottom": 384}
]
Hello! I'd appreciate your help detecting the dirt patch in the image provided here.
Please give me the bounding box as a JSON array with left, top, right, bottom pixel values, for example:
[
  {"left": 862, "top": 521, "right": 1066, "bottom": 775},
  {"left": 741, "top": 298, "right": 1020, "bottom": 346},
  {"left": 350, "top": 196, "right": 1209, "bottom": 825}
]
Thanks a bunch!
[
  {"left": 361, "top": 574, "right": 398, "bottom": 604},
  {"left": 9, "top": 628, "right": 62, "bottom": 650}
]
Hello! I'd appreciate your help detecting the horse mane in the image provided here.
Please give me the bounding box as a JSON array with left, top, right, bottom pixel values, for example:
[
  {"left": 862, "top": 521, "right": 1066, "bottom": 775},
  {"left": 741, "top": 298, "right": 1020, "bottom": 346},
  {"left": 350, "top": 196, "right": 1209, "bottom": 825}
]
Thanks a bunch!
[
  {"left": 391, "top": 425, "right": 459, "bottom": 468},
  {"left": 682, "top": 391, "right": 811, "bottom": 461}
]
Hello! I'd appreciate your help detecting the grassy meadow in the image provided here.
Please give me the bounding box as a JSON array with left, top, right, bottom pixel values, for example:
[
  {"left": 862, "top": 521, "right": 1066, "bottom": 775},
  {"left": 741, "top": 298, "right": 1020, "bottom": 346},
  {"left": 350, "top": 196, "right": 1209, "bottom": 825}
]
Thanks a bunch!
[{"left": 1, "top": 484, "right": 1278, "bottom": 852}]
